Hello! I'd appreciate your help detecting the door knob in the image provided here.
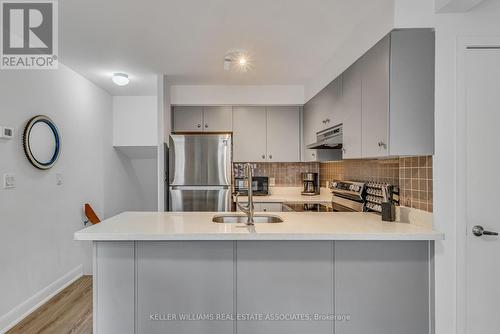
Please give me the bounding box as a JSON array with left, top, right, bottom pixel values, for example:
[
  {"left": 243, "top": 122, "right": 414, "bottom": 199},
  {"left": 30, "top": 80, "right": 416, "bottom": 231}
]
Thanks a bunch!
[{"left": 472, "top": 225, "right": 499, "bottom": 237}]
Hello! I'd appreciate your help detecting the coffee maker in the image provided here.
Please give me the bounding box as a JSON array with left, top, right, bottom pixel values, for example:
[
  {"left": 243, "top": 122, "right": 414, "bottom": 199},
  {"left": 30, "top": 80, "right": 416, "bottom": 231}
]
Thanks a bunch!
[{"left": 301, "top": 172, "right": 320, "bottom": 196}]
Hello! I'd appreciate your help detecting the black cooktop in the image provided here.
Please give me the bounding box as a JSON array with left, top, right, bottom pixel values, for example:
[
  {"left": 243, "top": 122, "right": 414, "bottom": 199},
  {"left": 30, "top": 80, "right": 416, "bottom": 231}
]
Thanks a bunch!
[{"left": 283, "top": 203, "right": 333, "bottom": 212}]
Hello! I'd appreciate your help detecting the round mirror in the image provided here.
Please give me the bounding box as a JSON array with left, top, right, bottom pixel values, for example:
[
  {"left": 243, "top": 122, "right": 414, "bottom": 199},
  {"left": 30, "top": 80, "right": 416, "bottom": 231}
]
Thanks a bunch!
[{"left": 23, "top": 115, "right": 61, "bottom": 169}]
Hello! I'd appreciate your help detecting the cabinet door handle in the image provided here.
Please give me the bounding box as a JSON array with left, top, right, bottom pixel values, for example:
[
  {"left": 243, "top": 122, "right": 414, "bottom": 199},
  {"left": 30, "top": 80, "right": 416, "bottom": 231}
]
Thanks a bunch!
[
  {"left": 269, "top": 155, "right": 273, "bottom": 159},
  {"left": 263, "top": 208, "right": 267, "bottom": 212},
  {"left": 342, "top": 148, "right": 346, "bottom": 154},
  {"left": 204, "top": 123, "right": 208, "bottom": 128},
  {"left": 261, "top": 154, "right": 266, "bottom": 159},
  {"left": 325, "top": 118, "right": 330, "bottom": 123},
  {"left": 197, "top": 124, "right": 201, "bottom": 128},
  {"left": 378, "top": 141, "right": 387, "bottom": 149}
]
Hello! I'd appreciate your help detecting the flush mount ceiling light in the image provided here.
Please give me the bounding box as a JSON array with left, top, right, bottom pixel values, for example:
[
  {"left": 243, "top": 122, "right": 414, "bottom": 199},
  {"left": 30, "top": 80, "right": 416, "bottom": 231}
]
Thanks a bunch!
[
  {"left": 223, "top": 50, "right": 253, "bottom": 72},
  {"left": 112, "top": 73, "right": 130, "bottom": 86}
]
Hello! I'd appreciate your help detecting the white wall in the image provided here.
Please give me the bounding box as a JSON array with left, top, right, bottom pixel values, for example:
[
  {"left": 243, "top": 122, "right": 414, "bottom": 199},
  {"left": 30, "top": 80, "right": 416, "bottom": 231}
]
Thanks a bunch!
[
  {"left": 0, "top": 64, "right": 109, "bottom": 329},
  {"left": 170, "top": 85, "right": 304, "bottom": 105},
  {"left": 0, "top": 65, "right": 158, "bottom": 332},
  {"left": 392, "top": 0, "right": 500, "bottom": 333},
  {"left": 113, "top": 96, "right": 157, "bottom": 146}
]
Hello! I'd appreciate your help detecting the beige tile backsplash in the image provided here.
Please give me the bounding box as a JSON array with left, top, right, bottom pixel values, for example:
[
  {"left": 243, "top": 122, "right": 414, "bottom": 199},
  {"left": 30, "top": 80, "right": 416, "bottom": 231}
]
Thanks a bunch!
[
  {"left": 233, "top": 162, "right": 319, "bottom": 186},
  {"left": 320, "top": 156, "right": 433, "bottom": 212},
  {"left": 233, "top": 156, "right": 433, "bottom": 212}
]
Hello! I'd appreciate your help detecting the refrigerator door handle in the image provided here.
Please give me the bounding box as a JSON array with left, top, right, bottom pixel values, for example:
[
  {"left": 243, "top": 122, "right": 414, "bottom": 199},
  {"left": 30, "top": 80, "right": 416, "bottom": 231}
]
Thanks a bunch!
[{"left": 170, "top": 185, "right": 231, "bottom": 190}]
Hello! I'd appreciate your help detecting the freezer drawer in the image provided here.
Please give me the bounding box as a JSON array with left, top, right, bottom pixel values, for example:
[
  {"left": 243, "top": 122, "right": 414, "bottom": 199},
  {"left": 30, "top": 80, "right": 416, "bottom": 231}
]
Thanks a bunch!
[{"left": 169, "top": 186, "right": 231, "bottom": 212}]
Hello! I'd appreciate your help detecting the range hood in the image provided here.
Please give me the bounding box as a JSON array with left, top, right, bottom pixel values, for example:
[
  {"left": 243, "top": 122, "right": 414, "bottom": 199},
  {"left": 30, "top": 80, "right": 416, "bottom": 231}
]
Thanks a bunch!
[{"left": 306, "top": 124, "right": 343, "bottom": 150}]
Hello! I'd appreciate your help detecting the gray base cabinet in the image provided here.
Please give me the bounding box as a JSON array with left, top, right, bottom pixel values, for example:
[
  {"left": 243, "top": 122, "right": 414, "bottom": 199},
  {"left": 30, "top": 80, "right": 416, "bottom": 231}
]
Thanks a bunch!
[{"left": 93, "top": 241, "right": 433, "bottom": 334}]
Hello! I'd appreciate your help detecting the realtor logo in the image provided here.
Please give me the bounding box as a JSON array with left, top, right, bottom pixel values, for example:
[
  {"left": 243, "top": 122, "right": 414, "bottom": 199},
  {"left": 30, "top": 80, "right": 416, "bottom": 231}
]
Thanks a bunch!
[{"left": 1, "top": 0, "right": 58, "bottom": 69}]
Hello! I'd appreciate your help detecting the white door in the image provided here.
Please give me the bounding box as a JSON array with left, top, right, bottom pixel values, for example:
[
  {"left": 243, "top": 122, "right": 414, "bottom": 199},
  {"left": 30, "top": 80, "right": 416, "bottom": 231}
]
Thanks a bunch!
[
  {"left": 465, "top": 48, "right": 500, "bottom": 334},
  {"left": 266, "top": 106, "right": 300, "bottom": 162},
  {"left": 233, "top": 106, "right": 267, "bottom": 162},
  {"left": 203, "top": 106, "right": 233, "bottom": 132}
]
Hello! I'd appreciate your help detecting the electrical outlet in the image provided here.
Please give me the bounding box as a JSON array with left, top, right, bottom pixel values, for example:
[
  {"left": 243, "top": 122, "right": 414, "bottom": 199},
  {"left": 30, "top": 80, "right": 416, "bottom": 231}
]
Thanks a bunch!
[
  {"left": 3, "top": 173, "right": 16, "bottom": 189},
  {"left": 269, "top": 177, "right": 276, "bottom": 187}
]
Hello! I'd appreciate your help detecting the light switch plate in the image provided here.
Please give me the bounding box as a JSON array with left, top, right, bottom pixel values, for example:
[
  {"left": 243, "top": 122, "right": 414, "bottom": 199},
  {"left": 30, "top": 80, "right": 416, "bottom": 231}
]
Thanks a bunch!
[
  {"left": 3, "top": 173, "right": 15, "bottom": 189},
  {"left": 0, "top": 126, "right": 14, "bottom": 139}
]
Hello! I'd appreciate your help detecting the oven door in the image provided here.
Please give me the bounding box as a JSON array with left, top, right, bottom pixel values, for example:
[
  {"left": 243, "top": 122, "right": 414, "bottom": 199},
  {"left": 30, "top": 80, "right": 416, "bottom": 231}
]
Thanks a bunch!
[{"left": 331, "top": 195, "right": 364, "bottom": 212}]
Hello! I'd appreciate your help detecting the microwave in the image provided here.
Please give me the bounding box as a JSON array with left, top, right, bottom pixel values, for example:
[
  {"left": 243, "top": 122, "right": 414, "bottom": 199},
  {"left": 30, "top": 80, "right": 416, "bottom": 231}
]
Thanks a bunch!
[{"left": 234, "top": 176, "right": 269, "bottom": 196}]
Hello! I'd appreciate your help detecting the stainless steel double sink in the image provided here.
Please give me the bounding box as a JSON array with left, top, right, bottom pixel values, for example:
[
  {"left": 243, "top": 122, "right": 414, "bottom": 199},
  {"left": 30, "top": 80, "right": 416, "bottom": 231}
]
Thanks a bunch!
[{"left": 212, "top": 214, "right": 283, "bottom": 224}]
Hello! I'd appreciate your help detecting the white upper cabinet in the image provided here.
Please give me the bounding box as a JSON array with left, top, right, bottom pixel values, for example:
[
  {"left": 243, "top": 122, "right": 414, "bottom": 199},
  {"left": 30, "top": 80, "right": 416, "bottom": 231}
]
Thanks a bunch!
[
  {"left": 266, "top": 106, "right": 300, "bottom": 162},
  {"left": 173, "top": 106, "right": 204, "bottom": 132},
  {"left": 173, "top": 106, "right": 233, "bottom": 132},
  {"left": 113, "top": 96, "right": 158, "bottom": 147},
  {"left": 203, "top": 106, "right": 233, "bottom": 132},
  {"left": 233, "top": 106, "right": 267, "bottom": 162},
  {"left": 360, "top": 35, "right": 391, "bottom": 158},
  {"left": 340, "top": 59, "right": 362, "bottom": 159}
]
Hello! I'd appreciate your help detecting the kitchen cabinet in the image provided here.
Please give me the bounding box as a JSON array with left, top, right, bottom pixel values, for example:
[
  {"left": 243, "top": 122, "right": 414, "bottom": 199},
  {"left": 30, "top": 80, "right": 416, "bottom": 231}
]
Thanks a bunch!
[
  {"left": 266, "top": 106, "right": 300, "bottom": 162},
  {"left": 335, "top": 241, "right": 430, "bottom": 334},
  {"left": 173, "top": 106, "right": 233, "bottom": 132},
  {"left": 203, "top": 106, "right": 232, "bottom": 132},
  {"left": 233, "top": 106, "right": 268, "bottom": 162},
  {"left": 360, "top": 35, "right": 390, "bottom": 158},
  {"left": 259, "top": 202, "right": 283, "bottom": 212},
  {"left": 303, "top": 77, "right": 342, "bottom": 162},
  {"left": 303, "top": 28, "right": 435, "bottom": 160},
  {"left": 237, "top": 241, "right": 333, "bottom": 334},
  {"left": 233, "top": 106, "right": 300, "bottom": 162},
  {"left": 173, "top": 106, "right": 204, "bottom": 132},
  {"left": 359, "top": 29, "right": 435, "bottom": 158},
  {"left": 340, "top": 59, "right": 362, "bottom": 159}
]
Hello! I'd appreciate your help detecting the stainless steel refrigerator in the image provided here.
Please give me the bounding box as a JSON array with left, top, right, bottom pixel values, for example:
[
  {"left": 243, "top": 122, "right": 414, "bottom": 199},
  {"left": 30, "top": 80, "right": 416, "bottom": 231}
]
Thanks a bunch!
[{"left": 168, "top": 134, "right": 232, "bottom": 211}]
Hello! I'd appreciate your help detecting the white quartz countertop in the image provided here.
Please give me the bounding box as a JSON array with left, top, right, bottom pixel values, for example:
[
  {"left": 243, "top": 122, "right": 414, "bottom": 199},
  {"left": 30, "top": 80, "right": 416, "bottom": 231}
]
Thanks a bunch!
[{"left": 74, "top": 211, "right": 443, "bottom": 241}]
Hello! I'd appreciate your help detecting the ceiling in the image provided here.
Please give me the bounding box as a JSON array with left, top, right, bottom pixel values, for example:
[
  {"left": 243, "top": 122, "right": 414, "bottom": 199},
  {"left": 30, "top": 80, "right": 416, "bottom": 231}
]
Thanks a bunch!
[{"left": 60, "top": 0, "right": 393, "bottom": 95}]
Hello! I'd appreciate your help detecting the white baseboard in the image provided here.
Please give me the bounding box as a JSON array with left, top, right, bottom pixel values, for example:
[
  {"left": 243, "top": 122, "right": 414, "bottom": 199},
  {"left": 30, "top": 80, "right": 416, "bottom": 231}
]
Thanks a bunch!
[{"left": 0, "top": 265, "right": 84, "bottom": 334}]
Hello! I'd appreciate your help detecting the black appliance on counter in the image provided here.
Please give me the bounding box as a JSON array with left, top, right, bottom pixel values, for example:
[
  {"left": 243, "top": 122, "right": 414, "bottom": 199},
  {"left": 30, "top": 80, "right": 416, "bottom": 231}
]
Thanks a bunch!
[
  {"left": 234, "top": 176, "right": 269, "bottom": 196},
  {"left": 301, "top": 172, "right": 320, "bottom": 196},
  {"left": 329, "top": 181, "right": 366, "bottom": 212}
]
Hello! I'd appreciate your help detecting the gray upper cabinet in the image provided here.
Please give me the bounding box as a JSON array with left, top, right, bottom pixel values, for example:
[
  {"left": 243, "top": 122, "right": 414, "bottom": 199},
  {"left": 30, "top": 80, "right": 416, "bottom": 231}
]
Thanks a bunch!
[
  {"left": 266, "top": 106, "right": 300, "bottom": 162},
  {"left": 173, "top": 106, "right": 204, "bottom": 132},
  {"left": 233, "top": 106, "right": 267, "bottom": 162},
  {"left": 303, "top": 77, "right": 342, "bottom": 162},
  {"left": 360, "top": 35, "right": 391, "bottom": 158},
  {"left": 203, "top": 106, "right": 233, "bottom": 132},
  {"left": 233, "top": 106, "right": 300, "bottom": 162},
  {"left": 173, "top": 106, "right": 233, "bottom": 132},
  {"left": 361, "top": 29, "right": 435, "bottom": 158},
  {"left": 303, "top": 28, "right": 435, "bottom": 160},
  {"left": 341, "top": 59, "right": 363, "bottom": 159}
]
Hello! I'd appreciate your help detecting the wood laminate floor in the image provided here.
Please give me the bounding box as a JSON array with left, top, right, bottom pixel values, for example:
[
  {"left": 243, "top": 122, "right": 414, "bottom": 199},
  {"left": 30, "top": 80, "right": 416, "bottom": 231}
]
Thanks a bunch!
[{"left": 7, "top": 276, "right": 93, "bottom": 334}]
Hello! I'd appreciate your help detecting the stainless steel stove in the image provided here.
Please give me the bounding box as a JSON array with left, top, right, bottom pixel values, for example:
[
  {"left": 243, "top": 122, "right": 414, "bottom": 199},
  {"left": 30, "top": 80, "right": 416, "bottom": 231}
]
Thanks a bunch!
[{"left": 329, "top": 181, "right": 366, "bottom": 212}]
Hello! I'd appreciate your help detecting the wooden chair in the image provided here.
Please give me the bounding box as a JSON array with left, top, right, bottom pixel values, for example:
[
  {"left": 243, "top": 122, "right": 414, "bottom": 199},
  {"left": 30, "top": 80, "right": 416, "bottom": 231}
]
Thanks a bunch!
[{"left": 84, "top": 203, "right": 101, "bottom": 225}]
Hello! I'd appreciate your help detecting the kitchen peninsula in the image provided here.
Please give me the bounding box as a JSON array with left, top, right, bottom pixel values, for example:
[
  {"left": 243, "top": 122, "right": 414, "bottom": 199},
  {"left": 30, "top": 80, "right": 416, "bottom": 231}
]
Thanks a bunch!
[{"left": 75, "top": 211, "right": 442, "bottom": 334}]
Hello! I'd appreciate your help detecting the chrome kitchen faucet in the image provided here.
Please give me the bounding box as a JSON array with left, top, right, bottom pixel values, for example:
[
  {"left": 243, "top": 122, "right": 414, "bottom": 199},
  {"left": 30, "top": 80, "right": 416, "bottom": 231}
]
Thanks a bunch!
[{"left": 235, "top": 163, "right": 255, "bottom": 225}]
